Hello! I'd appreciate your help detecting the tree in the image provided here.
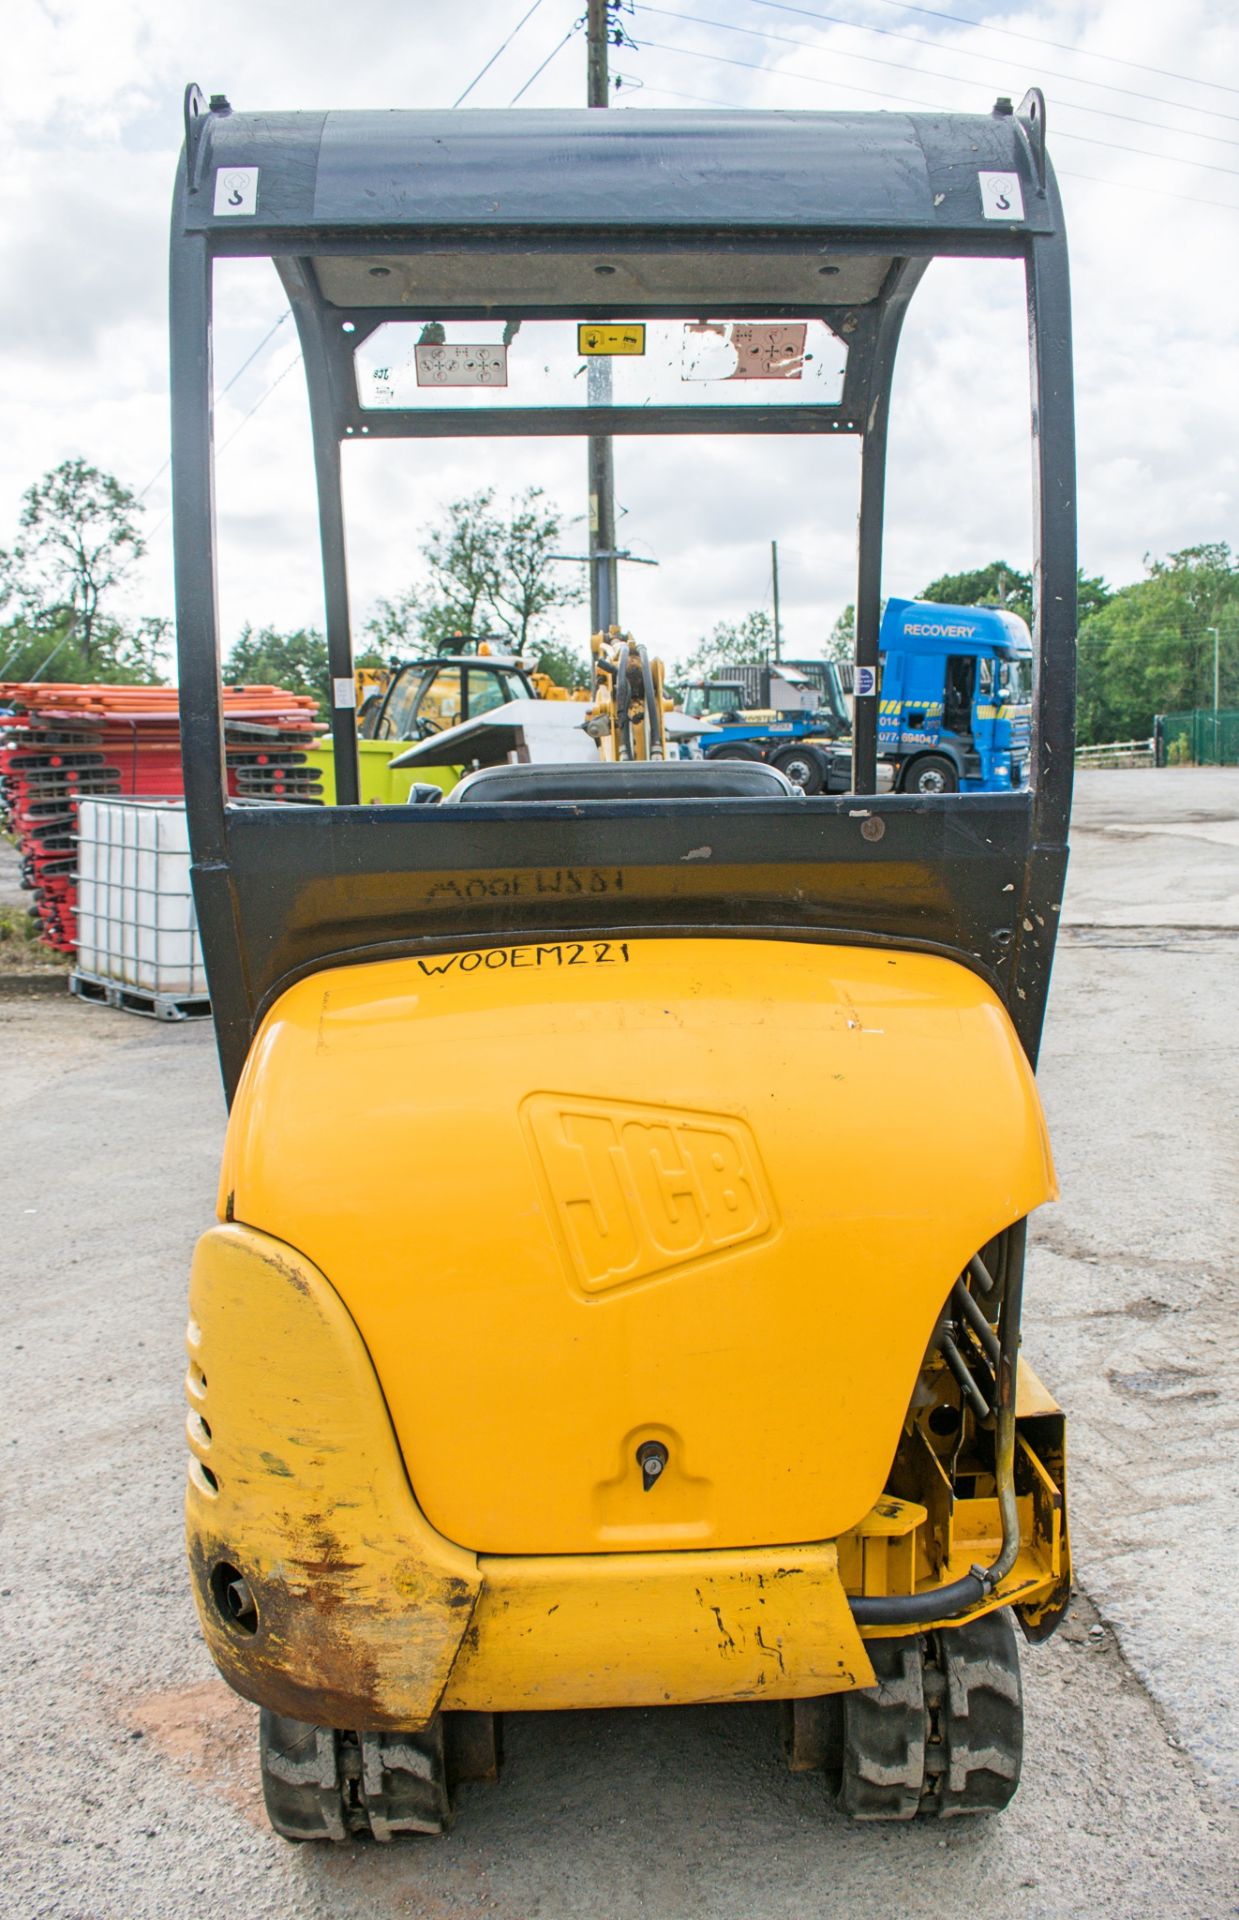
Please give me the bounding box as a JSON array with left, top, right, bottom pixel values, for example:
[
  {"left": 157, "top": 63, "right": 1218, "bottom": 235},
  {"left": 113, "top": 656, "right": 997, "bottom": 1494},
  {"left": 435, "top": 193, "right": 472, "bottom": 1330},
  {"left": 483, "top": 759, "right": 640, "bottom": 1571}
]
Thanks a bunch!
[
  {"left": 221, "top": 623, "right": 385, "bottom": 709},
  {"left": 364, "top": 589, "right": 458, "bottom": 660},
  {"left": 1076, "top": 570, "right": 1112, "bottom": 625},
  {"left": 919, "top": 560, "right": 1033, "bottom": 628},
  {"left": 0, "top": 611, "right": 169, "bottom": 687},
  {"left": 422, "top": 489, "right": 505, "bottom": 636},
  {"left": 1075, "top": 544, "right": 1239, "bottom": 743},
  {"left": 222, "top": 625, "right": 327, "bottom": 705},
  {"left": 2, "top": 460, "right": 145, "bottom": 667},
  {"left": 489, "top": 488, "right": 586, "bottom": 649},
  {"left": 681, "top": 610, "right": 774, "bottom": 681},
  {"left": 525, "top": 636, "right": 590, "bottom": 691},
  {"left": 366, "top": 487, "right": 585, "bottom": 662},
  {"left": 918, "top": 559, "right": 1111, "bottom": 636},
  {"left": 825, "top": 603, "right": 855, "bottom": 662}
]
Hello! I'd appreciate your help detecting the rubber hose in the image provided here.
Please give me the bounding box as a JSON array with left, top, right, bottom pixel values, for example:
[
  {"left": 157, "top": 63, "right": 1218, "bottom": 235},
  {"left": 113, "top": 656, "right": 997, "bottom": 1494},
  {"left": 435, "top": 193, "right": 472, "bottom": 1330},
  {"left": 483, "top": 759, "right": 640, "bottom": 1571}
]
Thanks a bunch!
[{"left": 850, "top": 1222, "right": 1027, "bottom": 1629}]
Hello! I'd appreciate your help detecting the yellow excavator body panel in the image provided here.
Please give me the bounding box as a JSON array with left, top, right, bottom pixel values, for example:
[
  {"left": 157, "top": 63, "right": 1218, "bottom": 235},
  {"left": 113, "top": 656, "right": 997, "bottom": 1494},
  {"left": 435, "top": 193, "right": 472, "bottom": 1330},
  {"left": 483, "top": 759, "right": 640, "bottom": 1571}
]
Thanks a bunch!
[
  {"left": 185, "top": 1223, "right": 878, "bottom": 1725},
  {"left": 221, "top": 937, "right": 1055, "bottom": 1559}
]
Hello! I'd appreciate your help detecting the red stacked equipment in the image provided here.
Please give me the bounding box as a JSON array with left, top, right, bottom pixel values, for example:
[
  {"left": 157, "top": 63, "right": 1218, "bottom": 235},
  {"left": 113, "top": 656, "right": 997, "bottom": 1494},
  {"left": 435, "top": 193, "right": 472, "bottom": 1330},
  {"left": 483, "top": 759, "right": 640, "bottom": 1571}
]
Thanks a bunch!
[{"left": 0, "top": 682, "right": 322, "bottom": 953}]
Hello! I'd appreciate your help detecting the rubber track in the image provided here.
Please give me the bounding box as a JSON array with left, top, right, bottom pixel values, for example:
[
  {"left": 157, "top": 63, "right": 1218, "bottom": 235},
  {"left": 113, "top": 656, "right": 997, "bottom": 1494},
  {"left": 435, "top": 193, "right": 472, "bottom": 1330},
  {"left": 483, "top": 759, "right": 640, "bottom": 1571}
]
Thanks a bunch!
[{"left": 835, "top": 1612, "right": 1023, "bottom": 1821}]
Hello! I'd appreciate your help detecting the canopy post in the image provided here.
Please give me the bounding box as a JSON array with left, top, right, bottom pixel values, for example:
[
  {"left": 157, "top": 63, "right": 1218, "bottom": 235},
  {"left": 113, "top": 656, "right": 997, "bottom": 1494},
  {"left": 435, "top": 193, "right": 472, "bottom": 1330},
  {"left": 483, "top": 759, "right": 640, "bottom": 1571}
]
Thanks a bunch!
[
  {"left": 169, "top": 209, "right": 227, "bottom": 856},
  {"left": 281, "top": 259, "right": 360, "bottom": 806},
  {"left": 854, "top": 260, "right": 927, "bottom": 795},
  {"left": 1026, "top": 176, "right": 1077, "bottom": 848}
]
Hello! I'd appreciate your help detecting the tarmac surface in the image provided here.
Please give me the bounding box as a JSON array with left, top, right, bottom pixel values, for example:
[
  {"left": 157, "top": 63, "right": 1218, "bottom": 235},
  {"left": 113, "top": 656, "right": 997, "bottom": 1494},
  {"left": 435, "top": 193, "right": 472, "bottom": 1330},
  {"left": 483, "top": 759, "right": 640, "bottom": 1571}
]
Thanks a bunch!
[{"left": 3, "top": 768, "right": 1238, "bottom": 1919}]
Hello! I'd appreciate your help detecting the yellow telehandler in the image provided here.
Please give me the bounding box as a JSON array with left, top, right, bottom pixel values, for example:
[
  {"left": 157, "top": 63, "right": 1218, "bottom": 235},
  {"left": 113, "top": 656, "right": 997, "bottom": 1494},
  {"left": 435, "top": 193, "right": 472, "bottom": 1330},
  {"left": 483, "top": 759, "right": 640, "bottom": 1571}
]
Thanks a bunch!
[{"left": 171, "top": 86, "right": 1075, "bottom": 1834}]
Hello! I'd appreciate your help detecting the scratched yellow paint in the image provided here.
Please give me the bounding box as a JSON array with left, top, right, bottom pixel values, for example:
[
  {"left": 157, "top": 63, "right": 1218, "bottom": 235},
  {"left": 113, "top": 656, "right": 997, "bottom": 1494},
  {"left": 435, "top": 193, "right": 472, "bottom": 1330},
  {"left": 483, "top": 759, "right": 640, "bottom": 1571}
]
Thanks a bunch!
[
  {"left": 443, "top": 1544, "right": 874, "bottom": 1710},
  {"left": 220, "top": 938, "right": 1057, "bottom": 1557},
  {"left": 184, "top": 1227, "right": 1067, "bottom": 1726},
  {"left": 185, "top": 1224, "right": 480, "bottom": 1730}
]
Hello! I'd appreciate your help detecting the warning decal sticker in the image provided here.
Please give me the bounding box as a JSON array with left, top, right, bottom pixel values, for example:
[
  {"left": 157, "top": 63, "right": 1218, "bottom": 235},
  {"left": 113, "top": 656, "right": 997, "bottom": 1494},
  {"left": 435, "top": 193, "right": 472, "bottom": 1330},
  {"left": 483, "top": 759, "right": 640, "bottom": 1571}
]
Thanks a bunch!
[
  {"left": 578, "top": 324, "right": 647, "bottom": 357},
  {"left": 978, "top": 171, "right": 1025, "bottom": 221},
  {"left": 214, "top": 168, "right": 259, "bottom": 217}
]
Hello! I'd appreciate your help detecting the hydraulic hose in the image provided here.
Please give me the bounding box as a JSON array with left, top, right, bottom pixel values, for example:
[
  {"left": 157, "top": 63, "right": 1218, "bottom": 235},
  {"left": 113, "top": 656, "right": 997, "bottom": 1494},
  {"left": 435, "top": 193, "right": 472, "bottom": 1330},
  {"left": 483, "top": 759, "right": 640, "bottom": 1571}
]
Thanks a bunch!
[
  {"left": 637, "top": 645, "right": 664, "bottom": 759},
  {"left": 614, "top": 639, "right": 634, "bottom": 760},
  {"left": 850, "top": 1222, "right": 1027, "bottom": 1629}
]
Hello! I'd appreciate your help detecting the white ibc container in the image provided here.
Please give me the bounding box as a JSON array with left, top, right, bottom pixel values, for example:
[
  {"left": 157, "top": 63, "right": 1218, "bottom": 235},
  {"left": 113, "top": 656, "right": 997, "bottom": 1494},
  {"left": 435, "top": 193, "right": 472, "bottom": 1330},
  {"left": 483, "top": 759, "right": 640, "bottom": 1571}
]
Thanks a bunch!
[{"left": 76, "top": 799, "right": 206, "bottom": 999}]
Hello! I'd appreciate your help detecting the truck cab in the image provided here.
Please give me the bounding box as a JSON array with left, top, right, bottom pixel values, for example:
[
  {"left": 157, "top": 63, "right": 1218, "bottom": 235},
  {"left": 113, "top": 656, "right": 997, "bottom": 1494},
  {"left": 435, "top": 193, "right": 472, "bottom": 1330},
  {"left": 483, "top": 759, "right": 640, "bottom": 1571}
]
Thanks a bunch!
[
  {"left": 365, "top": 648, "right": 536, "bottom": 742},
  {"left": 683, "top": 664, "right": 850, "bottom": 790},
  {"left": 680, "top": 678, "right": 749, "bottom": 723},
  {"left": 878, "top": 598, "right": 1033, "bottom": 794}
]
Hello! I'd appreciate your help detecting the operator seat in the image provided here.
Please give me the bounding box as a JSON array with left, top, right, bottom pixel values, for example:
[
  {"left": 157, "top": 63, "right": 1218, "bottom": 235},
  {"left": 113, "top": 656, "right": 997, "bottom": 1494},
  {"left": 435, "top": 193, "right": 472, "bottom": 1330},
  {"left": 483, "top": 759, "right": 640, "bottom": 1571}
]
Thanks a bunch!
[{"left": 445, "top": 761, "right": 800, "bottom": 803}]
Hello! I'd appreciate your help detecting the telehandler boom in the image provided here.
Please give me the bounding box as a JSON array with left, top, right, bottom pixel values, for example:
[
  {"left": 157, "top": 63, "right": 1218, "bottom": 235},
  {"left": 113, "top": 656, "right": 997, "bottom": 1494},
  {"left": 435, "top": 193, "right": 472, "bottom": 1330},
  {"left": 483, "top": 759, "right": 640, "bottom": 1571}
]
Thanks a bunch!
[{"left": 171, "top": 88, "right": 1076, "bottom": 1836}]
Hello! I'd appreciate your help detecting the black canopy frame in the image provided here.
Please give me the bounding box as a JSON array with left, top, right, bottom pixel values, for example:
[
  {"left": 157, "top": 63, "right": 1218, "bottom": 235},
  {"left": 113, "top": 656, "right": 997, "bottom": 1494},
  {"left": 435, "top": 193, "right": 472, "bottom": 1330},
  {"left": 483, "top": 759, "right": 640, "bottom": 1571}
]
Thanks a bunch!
[{"left": 171, "top": 92, "right": 1075, "bottom": 1100}]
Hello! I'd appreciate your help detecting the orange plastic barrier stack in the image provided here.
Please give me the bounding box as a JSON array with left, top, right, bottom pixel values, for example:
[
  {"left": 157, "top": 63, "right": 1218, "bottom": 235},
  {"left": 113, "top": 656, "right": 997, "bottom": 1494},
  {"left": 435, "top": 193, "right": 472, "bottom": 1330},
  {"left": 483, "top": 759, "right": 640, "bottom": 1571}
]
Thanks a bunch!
[{"left": 0, "top": 682, "right": 323, "bottom": 953}]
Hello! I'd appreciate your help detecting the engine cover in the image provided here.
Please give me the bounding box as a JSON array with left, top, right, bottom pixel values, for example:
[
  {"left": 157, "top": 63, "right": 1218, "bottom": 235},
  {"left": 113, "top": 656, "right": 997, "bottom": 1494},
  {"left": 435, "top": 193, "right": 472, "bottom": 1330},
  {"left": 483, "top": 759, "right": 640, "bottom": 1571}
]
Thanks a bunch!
[{"left": 221, "top": 936, "right": 1054, "bottom": 1554}]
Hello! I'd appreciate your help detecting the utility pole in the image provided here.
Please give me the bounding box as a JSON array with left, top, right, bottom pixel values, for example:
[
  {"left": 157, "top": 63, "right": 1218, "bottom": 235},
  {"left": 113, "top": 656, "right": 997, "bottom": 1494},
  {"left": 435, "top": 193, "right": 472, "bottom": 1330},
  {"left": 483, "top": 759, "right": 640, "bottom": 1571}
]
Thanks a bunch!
[
  {"left": 771, "top": 540, "right": 782, "bottom": 661},
  {"left": 586, "top": 0, "right": 619, "bottom": 636},
  {"left": 1207, "top": 625, "right": 1220, "bottom": 712}
]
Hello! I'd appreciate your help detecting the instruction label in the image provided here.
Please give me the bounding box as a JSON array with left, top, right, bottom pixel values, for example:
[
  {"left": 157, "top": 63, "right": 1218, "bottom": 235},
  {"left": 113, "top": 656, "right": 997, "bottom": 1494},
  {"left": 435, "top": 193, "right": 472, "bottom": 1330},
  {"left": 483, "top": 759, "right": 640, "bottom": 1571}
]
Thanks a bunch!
[
  {"left": 332, "top": 677, "right": 356, "bottom": 709},
  {"left": 683, "top": 322, "right": 807, "bottom": 383},
  {"left": 414, "top": 344, "right": 508, "bottom": 388},
  {"left": 214, "top": 168, "right": 259, "bottom": 216},
  {"left": 855, "top": 665, "right": 878, "bottom": 698},
  {"left": 978, "top": 171, "right": 1025, "bottom": 221},
  {"left": 578, "top": 324, "right": 646, "bottom": 357}
]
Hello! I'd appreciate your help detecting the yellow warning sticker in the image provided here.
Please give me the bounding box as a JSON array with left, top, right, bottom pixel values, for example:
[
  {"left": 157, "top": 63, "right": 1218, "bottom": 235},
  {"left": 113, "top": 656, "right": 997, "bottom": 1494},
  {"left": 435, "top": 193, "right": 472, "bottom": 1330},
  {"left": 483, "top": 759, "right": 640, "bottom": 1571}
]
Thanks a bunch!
[{"left": 578, "top": 324, "right": 646, "bottom": 357}]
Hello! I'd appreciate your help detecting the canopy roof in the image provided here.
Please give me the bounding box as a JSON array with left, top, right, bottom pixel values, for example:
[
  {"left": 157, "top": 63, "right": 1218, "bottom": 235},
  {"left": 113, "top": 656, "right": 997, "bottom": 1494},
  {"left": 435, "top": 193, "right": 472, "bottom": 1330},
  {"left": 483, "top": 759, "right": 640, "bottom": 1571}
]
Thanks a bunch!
[{"left": 182, "top": 99, "right": 1052, "bottom": 253}]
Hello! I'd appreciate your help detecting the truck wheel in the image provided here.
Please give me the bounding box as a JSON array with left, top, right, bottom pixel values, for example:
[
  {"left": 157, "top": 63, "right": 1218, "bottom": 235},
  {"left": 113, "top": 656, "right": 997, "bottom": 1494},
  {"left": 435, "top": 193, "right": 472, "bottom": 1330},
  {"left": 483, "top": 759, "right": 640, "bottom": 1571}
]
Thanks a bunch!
[
  {"left": 831, "top": 1611, "right": 1023, "bottom": 1821},
  {"left": 901, "top": 754, "right": 958, "bottom": 795},
  {"left": 772, "top": 745, "right": 825, "bottom": 794},
  {"left": 707, "top": 744, "right": 762, "bottom": 761},
  {"left": 259, "top": 1710, "right": 454, "bottom": 1842}
]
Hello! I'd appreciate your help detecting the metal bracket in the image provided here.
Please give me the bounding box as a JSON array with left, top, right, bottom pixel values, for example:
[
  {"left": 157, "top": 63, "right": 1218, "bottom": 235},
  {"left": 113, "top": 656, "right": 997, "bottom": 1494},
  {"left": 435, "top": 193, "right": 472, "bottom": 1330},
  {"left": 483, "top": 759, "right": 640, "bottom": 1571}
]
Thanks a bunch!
[
  {"left": 183, "top": 83, "right": 209, "bottom": 194},
  {"left": 1017, "top": 88, "right": 1048, "bottom": 192}
]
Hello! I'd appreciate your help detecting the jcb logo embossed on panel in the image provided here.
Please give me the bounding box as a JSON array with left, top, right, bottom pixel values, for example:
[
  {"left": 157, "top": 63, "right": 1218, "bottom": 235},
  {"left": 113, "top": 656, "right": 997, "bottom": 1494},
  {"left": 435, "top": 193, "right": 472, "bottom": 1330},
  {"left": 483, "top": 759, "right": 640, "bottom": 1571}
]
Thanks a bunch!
[{"left": 523, "top": 1096, "right": 777, "bottom": 1295}]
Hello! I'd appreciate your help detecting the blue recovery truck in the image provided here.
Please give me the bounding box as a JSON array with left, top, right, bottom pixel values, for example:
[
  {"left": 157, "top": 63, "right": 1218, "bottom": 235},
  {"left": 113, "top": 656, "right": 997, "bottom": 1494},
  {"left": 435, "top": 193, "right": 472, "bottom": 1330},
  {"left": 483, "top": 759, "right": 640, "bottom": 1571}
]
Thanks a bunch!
[{"left": 875, "top": 598, "right": 1033, "bottom": 794}]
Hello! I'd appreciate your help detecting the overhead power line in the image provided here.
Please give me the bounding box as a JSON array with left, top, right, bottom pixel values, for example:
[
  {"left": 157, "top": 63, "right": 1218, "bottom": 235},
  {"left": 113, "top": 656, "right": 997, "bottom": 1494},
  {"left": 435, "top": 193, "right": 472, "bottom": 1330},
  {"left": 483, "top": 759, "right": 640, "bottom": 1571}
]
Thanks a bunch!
[
  {"left": 861, "top": 0, "right": 1239, "bottom": 100},
  {"left": 744, "top": 1, "right": 1239, "bottom": 125},
  {"left": 215, "top": 351, "right": 303, "bottom": 456},
  {"left": 509, "top": 18, "right": 584, "bottom": 104},
  {"left": 146, "top": 350, "right": 305, "bottom": 540},
  {"left": 156, "top": 10, "right": 579, "bottom": 492},
  {"left": 633, "top": 35, "right": 1239, "bottom": 181},
  {"left": 624, "top": 78, "right": 1239, "bottom": 214},
  {"left": 452, "top": 0, "right": 549, "bottom": 107},
  {"left": 136, "top": 308, "right": 293, "bottom": 505},
  {"left": 640, "top": 6, "right": 1239, "bottom": 149}
]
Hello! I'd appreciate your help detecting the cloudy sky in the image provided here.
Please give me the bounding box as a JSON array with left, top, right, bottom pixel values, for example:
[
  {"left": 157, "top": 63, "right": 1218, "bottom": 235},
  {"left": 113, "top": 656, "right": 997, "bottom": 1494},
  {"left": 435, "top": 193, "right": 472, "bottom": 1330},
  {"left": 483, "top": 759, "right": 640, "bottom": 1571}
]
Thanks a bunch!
[{"left": 3, "top": 0, "right": 1237, "bottom": 670}]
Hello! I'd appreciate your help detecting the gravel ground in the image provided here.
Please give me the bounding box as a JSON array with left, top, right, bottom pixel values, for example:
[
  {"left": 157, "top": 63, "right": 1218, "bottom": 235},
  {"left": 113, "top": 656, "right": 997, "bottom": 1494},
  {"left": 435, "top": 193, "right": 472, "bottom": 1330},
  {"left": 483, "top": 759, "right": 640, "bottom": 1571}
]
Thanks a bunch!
[{"left": 2, "top": 769, "right": 1237, "bottom": 1919}]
